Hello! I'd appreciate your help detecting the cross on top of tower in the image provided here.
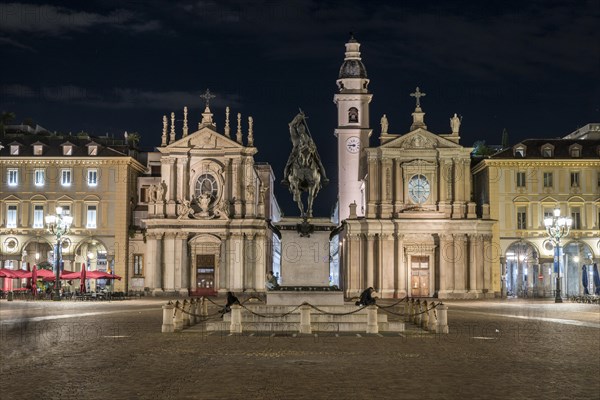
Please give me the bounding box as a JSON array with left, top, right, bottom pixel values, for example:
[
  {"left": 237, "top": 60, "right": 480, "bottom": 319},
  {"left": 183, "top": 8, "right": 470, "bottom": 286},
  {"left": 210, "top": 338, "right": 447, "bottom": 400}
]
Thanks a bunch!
[
  {"left": 410, "top": 87, "right": 426, "bottom": 108},
  {"left": 200, "top": 88, "right": 216, "bottom": 108}
]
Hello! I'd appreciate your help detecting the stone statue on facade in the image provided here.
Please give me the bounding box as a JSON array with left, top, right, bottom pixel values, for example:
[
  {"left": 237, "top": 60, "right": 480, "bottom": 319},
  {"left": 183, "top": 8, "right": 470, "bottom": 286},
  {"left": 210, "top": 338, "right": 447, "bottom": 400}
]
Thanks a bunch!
[
  {"left": 381, "top": 114, "right": 388, "bottom": 134},
  {"left": 148, "top": 184, "right": 157, "bottom": 203},
  {"left": 196, "top": 193, "right": 211, "bottom": 218},
  {"left": 281, "top": 110, "right": 328, "bottom": 218},
  {"left": 450, "top": 113, "right": 462, "bottom": 134},
  {"left": 177, "top": 199, "right": 192, "bottom": 220},
  {"left": 156, "top": 181, "right": 165, "bottom": 202}
]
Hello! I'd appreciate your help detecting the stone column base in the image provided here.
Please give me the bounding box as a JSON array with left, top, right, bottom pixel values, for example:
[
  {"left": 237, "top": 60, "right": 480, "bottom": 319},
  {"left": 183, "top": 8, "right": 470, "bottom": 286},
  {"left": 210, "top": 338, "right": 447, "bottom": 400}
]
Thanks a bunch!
[
  {"left": 152, "top": 288, "right": 164, "bottom": 296},
  {"left": 178, "top": 289, "right": 189, "bottom": 297}
]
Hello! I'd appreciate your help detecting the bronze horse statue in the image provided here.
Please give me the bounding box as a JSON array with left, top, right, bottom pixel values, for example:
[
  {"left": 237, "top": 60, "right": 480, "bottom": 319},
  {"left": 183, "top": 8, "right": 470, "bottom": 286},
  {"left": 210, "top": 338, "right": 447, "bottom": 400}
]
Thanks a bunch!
[{"left": 282, "top": 111, "right": 328, "bottom": 218}]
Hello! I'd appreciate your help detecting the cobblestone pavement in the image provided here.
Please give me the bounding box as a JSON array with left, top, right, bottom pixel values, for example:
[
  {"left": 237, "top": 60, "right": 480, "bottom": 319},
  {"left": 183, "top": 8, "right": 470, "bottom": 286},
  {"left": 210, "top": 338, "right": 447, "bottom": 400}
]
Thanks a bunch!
[{"left": 1, "top": 297, "right": 598, "bottom": 400}]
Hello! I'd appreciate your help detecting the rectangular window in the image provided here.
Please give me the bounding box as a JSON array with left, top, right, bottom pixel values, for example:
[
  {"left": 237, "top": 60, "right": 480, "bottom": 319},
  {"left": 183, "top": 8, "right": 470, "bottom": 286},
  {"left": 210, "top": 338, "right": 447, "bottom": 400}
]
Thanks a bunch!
[
  {"left": 133, "top": 254, "right": 144, "bottom": 276},
  {"left": 86, "top": 205, "right": 97, "bottom": 228},
  {"left": 571, "top": 208, "right": 581, "bottom": 230},
  {"left": 34, "top": 169, "right": 45, "bottom": 186},
  {"left": 517, "top": 207, "right": 527, "bottom": 230},
  {"left": 543, "top": 209, "right": 553, "bottom": 221},
  {"left": 33, "top": 145, "right": 43, "bottom": 155},
  {"left": 88, "top": 146, "right": 98, "bottom": 156},
  {"left": 570, "top": 172, "right": 580, "bottom": 187},
  {"left": 543, "top": 172, "right": 553, "bottom": 188},
  {"left": 542, "top": 148, "right": 552, "bottom": 157},
  {"left": 7, "top": 205, "right": 17, "bottom": 228},
  {"left": 60, "top": 205, "right": 71, "bottom": 216},
  {"left": 7, "top": 169, "right": 18, "bottom": 186},
  {"left": 87, "top": 169, "right": 98, "bottom": 187},
  {"left": 10, "top": 145, "right": 19, "bottom": 155},
  {"left": 140, "top": 187, "right": 148, "bottom": 203},
  {"left": 516, "top": 172, "right": 526, "bottom": 188},
  {"left": 63, "top": 146, "right": 72, "bottom": 156},
  {"left": 150, "top": 165, "right": 161, "bottom": 176},
  {"left": 61, "top": 169, "right": 72, "bottom": 186},
  {"left": 33, "top": 205, "right": 44, "bottom": 228}
]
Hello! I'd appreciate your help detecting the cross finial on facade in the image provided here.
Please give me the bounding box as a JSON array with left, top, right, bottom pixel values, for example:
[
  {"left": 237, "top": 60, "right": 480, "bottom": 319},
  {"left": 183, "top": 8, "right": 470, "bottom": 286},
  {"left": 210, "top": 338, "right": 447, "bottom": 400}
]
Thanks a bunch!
[
  {"left": 200, "top": 88, "right": 216, "bottom": 108},
  {"left": 410, "top": 87, "right": 426, "bottom": 108}
]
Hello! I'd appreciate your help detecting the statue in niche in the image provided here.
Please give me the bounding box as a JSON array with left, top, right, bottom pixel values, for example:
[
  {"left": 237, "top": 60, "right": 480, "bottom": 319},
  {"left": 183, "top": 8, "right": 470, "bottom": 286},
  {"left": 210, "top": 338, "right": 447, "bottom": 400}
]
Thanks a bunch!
[
  {"left": 281, "top": 110, "right": 329, "bottom": 218},
  {"left": 380, "top": 114, "right": 389, "bottom": 134},
  {"left": 156, "top": 181, "right": 166, "bottom": 202},
  {"left": 246, "top": 184, "right": 255, "bottom": 203},
  {"left": 450, "top": 113, "right": 462, "bottom": 134},
  {"left": 258, "top": 184, "right": 267, "bottom": 204},
  {"left": 147, "top": 184, "right": 157, "bottom": 203}
]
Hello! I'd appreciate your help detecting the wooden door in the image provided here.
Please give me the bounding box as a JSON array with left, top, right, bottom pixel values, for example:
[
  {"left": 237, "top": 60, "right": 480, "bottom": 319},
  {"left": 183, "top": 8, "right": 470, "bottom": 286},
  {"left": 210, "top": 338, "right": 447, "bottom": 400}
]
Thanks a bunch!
[
  {"left": 410, "top": 255, "right": 430, "bottom": 297},
  {"left": 195, "top": 255, "right": 216, "bottom": 296}
]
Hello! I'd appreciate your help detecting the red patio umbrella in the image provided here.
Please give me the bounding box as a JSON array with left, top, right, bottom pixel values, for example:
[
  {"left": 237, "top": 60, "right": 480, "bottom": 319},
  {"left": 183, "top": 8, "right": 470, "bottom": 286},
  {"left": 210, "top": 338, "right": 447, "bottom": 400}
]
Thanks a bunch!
[
  {"left": 80, "top": 263, "right": 86, "bottom": 294},
  {"left": 31, "top": 264, "right": 38, "bottom": 296}
]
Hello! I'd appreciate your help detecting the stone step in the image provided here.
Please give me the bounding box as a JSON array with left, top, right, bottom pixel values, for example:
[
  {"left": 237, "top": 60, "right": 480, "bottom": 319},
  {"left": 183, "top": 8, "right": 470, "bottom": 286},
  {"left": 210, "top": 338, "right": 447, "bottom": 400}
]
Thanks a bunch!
[
  {"left": 223, "top": 313, "right": 390, "bottom": 324},
  {"left": 198, "top": 320, "right": 405, "bottom": 333}
]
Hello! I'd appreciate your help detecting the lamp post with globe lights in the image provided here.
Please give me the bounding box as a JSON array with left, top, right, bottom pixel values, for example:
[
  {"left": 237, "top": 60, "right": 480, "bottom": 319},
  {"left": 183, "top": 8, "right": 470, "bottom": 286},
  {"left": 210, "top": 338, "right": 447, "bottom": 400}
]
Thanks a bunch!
[
  {"left": 544, "top": 207, "right": 572, "bottom": 303},
  {"left": 45, "top": 207, "right": 73, "bottom": 301}
]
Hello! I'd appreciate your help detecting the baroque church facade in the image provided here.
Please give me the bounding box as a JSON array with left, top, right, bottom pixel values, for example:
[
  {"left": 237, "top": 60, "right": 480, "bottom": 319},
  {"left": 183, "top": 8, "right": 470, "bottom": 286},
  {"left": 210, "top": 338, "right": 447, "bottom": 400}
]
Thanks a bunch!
[
  {"left": 130, "top": 98, "right": 281, "bottom": 296},
  {"left": 335, "top": 37, "right": 496, "bottom": 299}
]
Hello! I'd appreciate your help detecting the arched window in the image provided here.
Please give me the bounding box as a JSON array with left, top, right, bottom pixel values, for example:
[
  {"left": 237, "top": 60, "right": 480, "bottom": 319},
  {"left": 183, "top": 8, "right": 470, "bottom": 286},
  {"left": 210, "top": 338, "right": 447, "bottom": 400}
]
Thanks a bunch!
[
  {"left": 194, "top": 174, "right": 219, "bottom": 206},
  {"left": 348, "top": 107, "right": 359, "bottom": 123}
]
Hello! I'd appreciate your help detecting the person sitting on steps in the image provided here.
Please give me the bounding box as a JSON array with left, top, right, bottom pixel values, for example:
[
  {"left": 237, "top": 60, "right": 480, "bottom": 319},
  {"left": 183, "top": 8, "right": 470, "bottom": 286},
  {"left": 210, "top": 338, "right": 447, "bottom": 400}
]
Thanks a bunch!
[
  {"left": 355, "top": 287, "right": 376, "bottom": 306},
  {"left": 219, "top": 291, "right": 240, "bottom": 317}
]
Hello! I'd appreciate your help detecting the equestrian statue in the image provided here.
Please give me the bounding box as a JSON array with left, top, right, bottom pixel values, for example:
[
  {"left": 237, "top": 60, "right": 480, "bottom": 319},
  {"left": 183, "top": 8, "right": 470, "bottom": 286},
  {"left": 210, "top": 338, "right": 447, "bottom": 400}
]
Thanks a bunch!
[{"left": 282, "top": 110, "right": 329, "bottom": 218}]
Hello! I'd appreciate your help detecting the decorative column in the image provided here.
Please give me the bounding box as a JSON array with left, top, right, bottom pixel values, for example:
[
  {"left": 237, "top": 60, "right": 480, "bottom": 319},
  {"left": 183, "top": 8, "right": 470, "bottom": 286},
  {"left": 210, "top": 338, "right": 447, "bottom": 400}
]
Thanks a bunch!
[
  {"left": 365, "top": 233, "right": 376, "bottom": 289},
  {"left": 452, "top": 159, "right": 464, "bottom": 219},
  {"left": 232, "top": 159, "right": 242, "bottom": 217},
  {"left": 254, "top": 232, "right": 267, "bottom": 291},
  {"left": 453, "top": 234, "right": 467, "bottom": 295},
  {"left": 393, "top": 159, "right": 404, "bottom": 215},
  {"left": 346, "top": 234, "right": 362, "bottom": 297},
  {"left": 162, "top": 232, "right": 176, "bottom": 293},
  {"left": 468, "top": 234, "right": 477, "bottom": 294},
  {"left": 484, "top": 234, "right": 494, "bottom": 297},
  {"left": 394, "top": 233, "right": 406, "bottom": 298},
  {"left": 366, "top": 157, "right": 378, "bottom": 218},
  {"left": 380, "top": 233, "right": 394, "bottom": 298},
  {"left": 381, "top": 160, "right": 393, "bottom": 218},
  {"left": 438, "top": 234, "right": 453, "bottom": 298},
  {"left": 176, "top": 232, "right": 189, "bottom": 296},
  {"left": 228, "top": 233, "right": 244, "bottom": 291},
  {"left": 476, "top": 234, "right": 485, "bottom": 294},
  {"left": 147, "top": 232, "right": 163, "bottom": 295}
]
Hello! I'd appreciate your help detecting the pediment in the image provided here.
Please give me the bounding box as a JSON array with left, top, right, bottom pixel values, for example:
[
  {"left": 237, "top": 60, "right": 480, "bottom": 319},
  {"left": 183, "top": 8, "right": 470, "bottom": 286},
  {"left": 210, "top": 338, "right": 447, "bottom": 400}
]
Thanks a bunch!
[
  {"left": 165, "top": 127, "right": 244, "bottom": 151},
  {"left": 380, "top": 128, "right": 462, "bottom": 150}
]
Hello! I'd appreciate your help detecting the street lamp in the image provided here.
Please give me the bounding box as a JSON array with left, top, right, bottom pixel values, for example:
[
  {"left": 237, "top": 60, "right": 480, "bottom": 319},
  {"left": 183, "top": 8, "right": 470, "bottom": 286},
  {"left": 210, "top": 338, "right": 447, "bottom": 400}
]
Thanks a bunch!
[
  {"left": 544, "top": 207, "right": 572, "bottom": 303},
  {"left": 45, "top": 207, "right": 73, "bottom": 301}
]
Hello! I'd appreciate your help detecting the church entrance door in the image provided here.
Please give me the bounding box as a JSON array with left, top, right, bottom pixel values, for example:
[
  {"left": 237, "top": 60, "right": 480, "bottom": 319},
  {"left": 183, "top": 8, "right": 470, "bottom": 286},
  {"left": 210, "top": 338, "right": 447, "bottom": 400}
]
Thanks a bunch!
[
  {"left": 195, "top": 255, "right": 216, "bottom": 296},
  {"left": 410, "top": 255, "right": 430, "bottom": 297}
]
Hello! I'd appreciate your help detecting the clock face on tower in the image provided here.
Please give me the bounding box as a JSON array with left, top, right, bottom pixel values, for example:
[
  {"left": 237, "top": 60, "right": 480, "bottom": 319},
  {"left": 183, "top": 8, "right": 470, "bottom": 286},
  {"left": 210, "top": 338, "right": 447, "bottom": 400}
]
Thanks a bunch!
[
  {"left": 408, "top": 174, "right": 430, "bottom": 204},
  {"left": 346, "top": 136, "right": 360, "bottom": 153}
]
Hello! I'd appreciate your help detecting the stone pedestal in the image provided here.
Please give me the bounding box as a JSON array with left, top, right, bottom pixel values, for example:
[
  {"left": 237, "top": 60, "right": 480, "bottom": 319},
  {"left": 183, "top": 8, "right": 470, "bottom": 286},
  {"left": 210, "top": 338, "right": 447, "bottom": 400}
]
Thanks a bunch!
[{"left": 267, "top": 217, "right": 343, "bottom": 306}]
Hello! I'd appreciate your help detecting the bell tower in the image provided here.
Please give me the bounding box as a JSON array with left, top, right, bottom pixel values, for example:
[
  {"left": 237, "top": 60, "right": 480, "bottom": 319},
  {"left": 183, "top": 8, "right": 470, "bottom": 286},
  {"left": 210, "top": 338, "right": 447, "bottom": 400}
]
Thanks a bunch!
[{"left": 334, "top": 34, "right": 372, "bottom": 221}]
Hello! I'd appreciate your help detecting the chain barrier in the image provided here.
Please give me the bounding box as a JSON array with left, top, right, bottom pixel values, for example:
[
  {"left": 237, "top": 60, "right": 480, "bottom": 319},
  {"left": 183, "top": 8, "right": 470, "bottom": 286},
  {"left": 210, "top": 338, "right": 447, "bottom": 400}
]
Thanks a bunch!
[
  {"left": 173, "top": 303, "right": 222, "bottom": 321},
  {"left": 305, "top": 303, "right": 369, "bottom": 315},
  {"left": 375, "top": 296, "right": 409, "bottom": 309},
  {"left": 375, "top": 301, "right": 440, "bottom": 317}
]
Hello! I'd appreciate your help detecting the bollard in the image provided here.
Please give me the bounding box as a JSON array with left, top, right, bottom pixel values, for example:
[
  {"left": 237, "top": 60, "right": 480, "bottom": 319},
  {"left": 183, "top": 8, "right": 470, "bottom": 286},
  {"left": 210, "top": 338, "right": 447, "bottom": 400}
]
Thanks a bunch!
[
  {"left": 421, "top": 301, "right": 429, "bottom": 330},
  {"left": 428, "top": 303, "right": 438, "bottom": 332},
  {"left": 299, "top": 304, "right": 312, "bottom": 334},
  {"left": 406, "top": 299, "right": 413, "bottom": 322},
  {"left": 161, "top": 302, "right": 175, "bottom": 333},
  {"left": 174, "top": 301, "right": 184, "bottom": 332},
  {"left": 230, "top": 304, "right": 242, "bottom": 334},
  {"left": 366, "top": 305, "right": 379, "bottom": 334},
  {"left": 414, "top": 300, "right": 421, "bottom": 325},
  {"left": 7, "top": 291, "right": 13, "bottom": 301},
  {"left": 187, "top": 299, "right": 195, "bottom": 326},
  {"left": 194, "top": 298, "right": 202, "bottom": 324},
  {"left": 181, "top": 300, "right": 190, "bottom": 327},
  {"left": 436, "top": 304, "right": 449, "bottom": 334},
  {"left": 201, "top": 297, "right": 208, "bottom": 316}
]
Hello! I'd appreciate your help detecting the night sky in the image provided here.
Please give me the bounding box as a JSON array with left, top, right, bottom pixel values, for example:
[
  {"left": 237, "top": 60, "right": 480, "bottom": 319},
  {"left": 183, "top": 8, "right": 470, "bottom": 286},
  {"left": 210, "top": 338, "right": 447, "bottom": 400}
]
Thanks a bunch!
[{"left": 1, "top": 0, "right": 599, "bottom": 217}]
